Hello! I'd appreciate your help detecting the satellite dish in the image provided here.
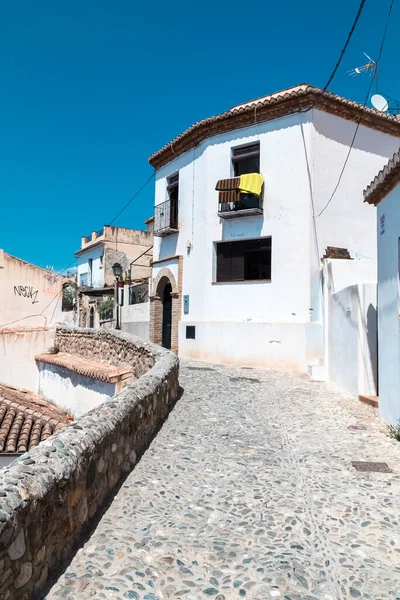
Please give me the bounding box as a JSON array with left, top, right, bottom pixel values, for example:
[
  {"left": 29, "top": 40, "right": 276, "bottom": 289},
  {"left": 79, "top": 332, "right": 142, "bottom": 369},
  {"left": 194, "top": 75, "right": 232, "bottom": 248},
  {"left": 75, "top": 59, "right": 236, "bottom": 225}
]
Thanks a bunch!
[{"left": 371, "top": 94, "right": 389, "bottom": 112}]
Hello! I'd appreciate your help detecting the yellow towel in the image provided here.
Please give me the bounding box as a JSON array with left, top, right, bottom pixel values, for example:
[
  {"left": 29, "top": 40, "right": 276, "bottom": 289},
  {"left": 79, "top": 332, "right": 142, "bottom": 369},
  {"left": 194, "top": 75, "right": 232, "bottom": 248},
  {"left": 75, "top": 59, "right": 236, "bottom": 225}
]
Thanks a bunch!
[{"left": 239, "top": 173, "right": 264, "bottom": 196}]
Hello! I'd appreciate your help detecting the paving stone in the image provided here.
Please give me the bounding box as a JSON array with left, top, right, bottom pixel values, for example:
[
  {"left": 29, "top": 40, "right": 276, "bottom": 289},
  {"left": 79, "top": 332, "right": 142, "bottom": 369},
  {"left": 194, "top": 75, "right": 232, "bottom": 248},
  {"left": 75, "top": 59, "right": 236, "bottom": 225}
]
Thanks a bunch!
[{"left": 46, "top": 360, "right": 400, "bottom": 599}]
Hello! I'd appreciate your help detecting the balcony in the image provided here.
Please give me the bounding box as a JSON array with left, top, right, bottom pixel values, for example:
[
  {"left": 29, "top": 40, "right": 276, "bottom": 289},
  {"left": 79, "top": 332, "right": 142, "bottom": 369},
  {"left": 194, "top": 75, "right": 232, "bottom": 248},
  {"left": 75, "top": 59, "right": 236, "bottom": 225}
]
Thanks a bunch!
[
  {"left": 216, "top": 177, "right": 263, "bottom": 219},
  {"left": 154, "top": 199, "right": 179, "bottom": 237}
]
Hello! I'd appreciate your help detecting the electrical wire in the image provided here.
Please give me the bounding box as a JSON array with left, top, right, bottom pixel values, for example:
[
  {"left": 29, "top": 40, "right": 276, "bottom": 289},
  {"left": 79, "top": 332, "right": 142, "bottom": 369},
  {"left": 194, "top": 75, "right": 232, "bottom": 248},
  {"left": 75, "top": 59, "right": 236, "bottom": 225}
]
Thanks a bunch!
[
  {"left": 0, "top": 170, "right": 157, "bottom": 329},
  {"left": 323, "top": 0, "right": 368, "bottom": 92},
  {"left": 0, "top": 287, "right": 64, "bottom": 329},
  {"left": 108, "top": 172, "right": 155, "bottom": 227},
  {"left": 317, "top": 0, "right": 395, "bottom": 219}
]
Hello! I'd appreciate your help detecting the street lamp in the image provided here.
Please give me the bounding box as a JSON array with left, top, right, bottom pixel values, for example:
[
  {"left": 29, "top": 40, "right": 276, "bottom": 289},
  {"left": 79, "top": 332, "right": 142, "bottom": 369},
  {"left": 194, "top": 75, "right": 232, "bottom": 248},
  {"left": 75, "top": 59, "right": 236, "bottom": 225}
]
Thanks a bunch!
[{"left": 112, "top": 262, "right": 122, "bottom": 330}]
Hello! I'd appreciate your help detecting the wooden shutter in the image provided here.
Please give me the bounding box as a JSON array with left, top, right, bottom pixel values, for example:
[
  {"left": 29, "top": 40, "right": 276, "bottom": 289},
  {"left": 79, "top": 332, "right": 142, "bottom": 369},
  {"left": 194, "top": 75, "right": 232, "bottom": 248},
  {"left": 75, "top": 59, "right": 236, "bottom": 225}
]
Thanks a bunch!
[
  {"left": 216, "top": 242, "right": 231, "bottom": 282},
  {"left": 230, "top": 241, "right": 245, "bottom": 281}
]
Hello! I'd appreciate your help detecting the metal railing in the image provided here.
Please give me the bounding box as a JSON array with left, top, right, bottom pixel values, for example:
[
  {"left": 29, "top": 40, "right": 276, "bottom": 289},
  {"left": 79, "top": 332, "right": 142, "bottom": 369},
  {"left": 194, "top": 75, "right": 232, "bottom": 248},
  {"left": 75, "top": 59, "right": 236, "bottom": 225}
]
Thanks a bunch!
[
  {"left": 84, "top": 235, "right": 92, "bottom": 244},
  {"left": 154, "top": 199, "right": 178, "bottom": 233},
  {"left": 218, "top": 192, "right": 262, "bottom": 214},
  {"left": 95, "top": 228, "right": 104, "bottom": 239}
]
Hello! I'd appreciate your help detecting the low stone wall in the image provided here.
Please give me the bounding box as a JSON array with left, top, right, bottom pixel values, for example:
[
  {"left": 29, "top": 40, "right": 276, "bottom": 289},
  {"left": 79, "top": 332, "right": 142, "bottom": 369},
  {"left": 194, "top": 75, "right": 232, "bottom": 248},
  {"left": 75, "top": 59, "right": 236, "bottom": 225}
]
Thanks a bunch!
[
  {"left": 0, "top": 326, "right": 179, "bottom": 600},
  {"left": 55, "top": 326, "right": 154, "bottom": 378}
]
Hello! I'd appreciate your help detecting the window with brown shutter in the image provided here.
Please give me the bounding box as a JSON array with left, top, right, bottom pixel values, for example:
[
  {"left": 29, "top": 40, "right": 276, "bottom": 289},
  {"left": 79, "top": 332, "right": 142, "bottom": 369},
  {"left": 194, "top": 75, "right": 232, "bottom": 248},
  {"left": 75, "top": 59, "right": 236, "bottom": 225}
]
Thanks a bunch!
[
  {"left": 232, "top": 143, "right": 260, "bottom": 176},
  {"left": 216, "top": 238, "right": 271, "bottom": 282}
]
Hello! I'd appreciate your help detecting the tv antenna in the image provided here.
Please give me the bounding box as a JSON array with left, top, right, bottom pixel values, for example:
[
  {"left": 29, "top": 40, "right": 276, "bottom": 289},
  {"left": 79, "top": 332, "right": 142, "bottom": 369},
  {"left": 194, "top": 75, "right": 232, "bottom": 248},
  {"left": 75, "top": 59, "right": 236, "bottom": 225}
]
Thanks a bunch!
[{"left": 347, "top": 53, "right": 377, "bottom": 77}]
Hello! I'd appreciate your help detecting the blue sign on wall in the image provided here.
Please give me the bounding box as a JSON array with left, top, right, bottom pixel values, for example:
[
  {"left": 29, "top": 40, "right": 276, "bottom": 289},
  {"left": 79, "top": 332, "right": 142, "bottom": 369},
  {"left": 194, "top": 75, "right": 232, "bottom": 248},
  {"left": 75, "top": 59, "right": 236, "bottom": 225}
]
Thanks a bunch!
[{"left": 184, "top": 295, "right": 189, "bottom": 315}]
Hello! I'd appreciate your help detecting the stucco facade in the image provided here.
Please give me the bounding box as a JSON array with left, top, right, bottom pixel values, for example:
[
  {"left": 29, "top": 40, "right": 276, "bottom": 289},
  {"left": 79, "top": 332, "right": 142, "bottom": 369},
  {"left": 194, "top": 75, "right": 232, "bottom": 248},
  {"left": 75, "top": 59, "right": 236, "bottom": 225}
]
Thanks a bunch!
[
  {"left": 75, "top": 224, "right": 153, "bottom": 330},
  {"left": 149, "top": 93, "right": 400, "bottom": 370},
  {"left": 76, "top": 225, "right": 153, "bottom": 288},
  {"left": 363, "top": 150, "right": 400, "bottom": 424},
  {"left": 0, "top": 250, "right": 63, "bottom": 329}
]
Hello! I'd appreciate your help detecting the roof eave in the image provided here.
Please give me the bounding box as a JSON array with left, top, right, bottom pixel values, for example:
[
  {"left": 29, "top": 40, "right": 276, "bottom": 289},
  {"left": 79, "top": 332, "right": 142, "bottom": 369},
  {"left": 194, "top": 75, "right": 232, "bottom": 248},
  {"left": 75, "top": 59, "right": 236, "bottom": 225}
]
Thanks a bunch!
[
  {"left": 364, "top": 150, "right": 400, "bottom": 206},
  {"left": 149, "top": 85, "right": 400, "bottom": 171}
]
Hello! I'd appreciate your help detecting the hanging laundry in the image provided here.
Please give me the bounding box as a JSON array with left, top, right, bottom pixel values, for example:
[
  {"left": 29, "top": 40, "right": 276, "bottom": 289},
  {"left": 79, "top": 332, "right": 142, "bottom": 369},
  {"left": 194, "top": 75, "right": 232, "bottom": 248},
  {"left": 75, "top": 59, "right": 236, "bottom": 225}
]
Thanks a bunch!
[{"left": 239, "top": 173, "right": 264, "bottom": 196}]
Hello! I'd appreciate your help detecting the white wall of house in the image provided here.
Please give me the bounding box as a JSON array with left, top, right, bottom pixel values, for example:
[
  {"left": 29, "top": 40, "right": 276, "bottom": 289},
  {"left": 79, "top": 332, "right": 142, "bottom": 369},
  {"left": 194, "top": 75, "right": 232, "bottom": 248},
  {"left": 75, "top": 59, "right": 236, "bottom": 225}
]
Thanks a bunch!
[
  {"left": 376, "top": 187, "right": 400, "bottom": 424},
  {"left": 153, "top": 109, "right": 400, "bottom": 369},
  {"left": 121, "top": 301, "right": 150, "bottom": 340},
  {"left": 327, "top": 281, "right": 377, "bottom": 398},
  {"left": 77, "top": 245, "right": 104, "bottom": 288},
  {"left": 0, "top": 327, "right": 56, "bottom": 392},
  {"left": 37, "top": 362, "right": 116, "bottom": 418},
  {"left": 0, "top": 251, "right": 63, "bottom": 329}
]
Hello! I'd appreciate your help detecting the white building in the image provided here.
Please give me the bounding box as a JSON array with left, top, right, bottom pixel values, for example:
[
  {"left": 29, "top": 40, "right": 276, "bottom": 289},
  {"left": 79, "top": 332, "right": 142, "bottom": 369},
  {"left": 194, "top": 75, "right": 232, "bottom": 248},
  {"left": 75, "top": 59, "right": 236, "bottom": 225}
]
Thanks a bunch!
[
  {"left": 148, "top": 84, "right": 400, "bottom": 371},
  {"left": 364, "top": 151, "right": 400, "bottom": 425},
  {"left": 75, "top": 224, "right": 153, "bottom": 335}
]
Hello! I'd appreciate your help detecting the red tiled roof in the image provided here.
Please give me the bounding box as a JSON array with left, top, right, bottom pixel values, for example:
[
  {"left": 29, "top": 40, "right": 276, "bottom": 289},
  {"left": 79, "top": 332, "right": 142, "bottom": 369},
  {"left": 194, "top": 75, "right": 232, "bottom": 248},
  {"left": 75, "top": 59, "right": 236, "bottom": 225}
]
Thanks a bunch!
[
  {"left": 148, "top": 84, "right": 400, "bottom": 170},
  {"left": 0, "top": 385, "right": 68, "bottom": 454},
  {"left": 364, "top": 149, "right": 400, "bottom": 206},
  {"left": 35, "top": 352, "right": 133, "bottom": 383}
]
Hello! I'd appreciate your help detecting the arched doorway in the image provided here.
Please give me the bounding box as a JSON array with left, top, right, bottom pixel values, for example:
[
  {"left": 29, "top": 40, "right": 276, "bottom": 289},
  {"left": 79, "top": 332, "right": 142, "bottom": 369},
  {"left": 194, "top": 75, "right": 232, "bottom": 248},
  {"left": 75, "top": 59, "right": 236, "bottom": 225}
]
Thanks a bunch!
[
  {"left": 150, "top": 264, "right": 182, "bottom": 353},
  {"left": 89, "top": 306, "right": 95, "bottom": 328},
  {"left": 162, "top": 283, "right": 172, "bottom": 349}
]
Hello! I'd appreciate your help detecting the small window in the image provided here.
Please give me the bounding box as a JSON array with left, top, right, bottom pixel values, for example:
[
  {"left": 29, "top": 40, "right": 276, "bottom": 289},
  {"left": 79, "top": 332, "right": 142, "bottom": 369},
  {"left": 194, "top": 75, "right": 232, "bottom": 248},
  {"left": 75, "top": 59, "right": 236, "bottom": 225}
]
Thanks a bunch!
[
  {"left": 100, "top": 254, "right": 103, "bottom": 269},
  {"left": 167, "top": 173, "right": 179, "bottom": 229},
  {"left": 186, "top": 326, "right": 196, "bottom": 339},
  {"left": 80, "top": 273, "right": 88, "bottom": 286},
  {"left": 232, "top": 143, "right": 260, "bottom": 177},
  {"left": 216, "top": 238, "right": 271, "bottom": 283},
  {"left": 89, "top": 306, "right": 95, "bottom": 328},
  {"left": 88, "top": 258, "right": 93, "bottom": 286}
]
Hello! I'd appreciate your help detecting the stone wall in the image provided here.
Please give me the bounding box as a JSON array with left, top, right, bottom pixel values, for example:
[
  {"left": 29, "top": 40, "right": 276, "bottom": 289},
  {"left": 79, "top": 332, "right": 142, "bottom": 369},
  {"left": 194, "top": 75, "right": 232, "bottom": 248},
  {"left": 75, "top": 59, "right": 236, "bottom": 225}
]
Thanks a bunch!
[
  {"left": 0, "top": 326, "right": 179, "bottom": 600},
  {"left": 55, "top": 327, "right": 155, "bottom": 378}
]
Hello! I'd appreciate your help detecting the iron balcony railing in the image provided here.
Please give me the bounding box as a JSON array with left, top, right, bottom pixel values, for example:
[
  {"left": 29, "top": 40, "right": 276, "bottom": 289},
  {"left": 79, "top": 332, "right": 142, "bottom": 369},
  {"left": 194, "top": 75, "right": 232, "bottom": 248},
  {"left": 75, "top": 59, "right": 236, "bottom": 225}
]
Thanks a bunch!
[
  {"left": 154, "top": 199, "right": 178, "bottom": 236},
  {"left": 84, "top": 235, "right": 92, "bottom": 244},
  {"left": 216, "top": 177, "right": 263, "bottom": 219},
  {"left": 218, "top": 192, "right": 262, "bottom": 215}
]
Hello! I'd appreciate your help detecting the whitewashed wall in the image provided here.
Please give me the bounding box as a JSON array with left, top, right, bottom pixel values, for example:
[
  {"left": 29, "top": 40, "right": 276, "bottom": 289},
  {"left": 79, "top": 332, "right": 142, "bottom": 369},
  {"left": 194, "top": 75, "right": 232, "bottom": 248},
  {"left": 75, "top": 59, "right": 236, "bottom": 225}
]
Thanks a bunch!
[
  {"left": 327, "top": 282, "right": 377, "bottom": 398},
  {"left": 77, "top": 245, "right": 104, "bottom": 288},
  {"left": 0, "top": 327, "right": 56, "bottom": 392},
  {"left": 153, "top": 109, "right": 400, "bottom": 370},
  {"left": 376, "top": 187, "right": 400, "bottom": 424},
  {"left": 121, "top": 301, "right": 150, "bottom": 340},
  {"left": 0, "top": 251, "right": 63, "bottom": 329},
  {"left": 37, "top": 362, "right": 116, "bottom": 418}
]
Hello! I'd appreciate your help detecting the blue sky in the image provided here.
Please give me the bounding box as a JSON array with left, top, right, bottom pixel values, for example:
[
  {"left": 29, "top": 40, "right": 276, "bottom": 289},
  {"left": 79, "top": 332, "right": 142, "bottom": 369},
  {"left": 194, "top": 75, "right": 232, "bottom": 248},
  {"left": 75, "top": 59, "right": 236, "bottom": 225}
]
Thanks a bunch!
[{"left": 1, "top": 0, "right": 399, "bottom": 271}]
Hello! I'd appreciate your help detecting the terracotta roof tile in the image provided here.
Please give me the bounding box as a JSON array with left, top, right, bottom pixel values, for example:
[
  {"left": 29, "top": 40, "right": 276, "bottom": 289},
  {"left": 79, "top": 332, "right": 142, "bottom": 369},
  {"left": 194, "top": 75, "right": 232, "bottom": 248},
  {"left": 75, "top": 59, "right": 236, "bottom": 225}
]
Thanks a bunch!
[
  {"left": 148, "top": 84, "right": 400, "bottom": 170},
  {"left": 0, "top": 385, "right": 68, "bottom": 454},
  {"left": 35, "top": 352, "right": 133, "bottom": 383},
  {"left": 364, "top": 149, "right": 400, "bottom": 206}
]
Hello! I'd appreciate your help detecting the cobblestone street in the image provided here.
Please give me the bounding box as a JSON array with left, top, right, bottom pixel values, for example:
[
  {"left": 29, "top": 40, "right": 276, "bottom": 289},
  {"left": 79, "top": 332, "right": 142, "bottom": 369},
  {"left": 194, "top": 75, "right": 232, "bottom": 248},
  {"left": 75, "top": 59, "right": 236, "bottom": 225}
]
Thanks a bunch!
[{"left": 46, "top": 360, "right": 400, "bottom": 600}]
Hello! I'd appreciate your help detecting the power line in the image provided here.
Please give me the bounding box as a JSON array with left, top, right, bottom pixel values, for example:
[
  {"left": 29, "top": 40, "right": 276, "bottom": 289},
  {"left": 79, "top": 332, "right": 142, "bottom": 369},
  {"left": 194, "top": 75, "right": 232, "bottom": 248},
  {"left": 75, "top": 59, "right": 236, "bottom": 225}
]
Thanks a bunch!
[
  {"left": 323, "top": 0, "right": 368, "bottom": 92},
  {"left": 0, "top": 171, "right": 157, "bottom": 329},
  {"left": 0, "top": 287, "right": 64, "bottom": 329},
  {"left": 316, "top": 78, "right": 374, "bottom": 218},
  {"left": 317, "top": 0, "right": 395, "bottom": 219},
  {"left": 108, "top": 171, "right": 156, "bottom": 227},
  {"left": 55, "top": 171, "right": 156, "bottom": 278}
]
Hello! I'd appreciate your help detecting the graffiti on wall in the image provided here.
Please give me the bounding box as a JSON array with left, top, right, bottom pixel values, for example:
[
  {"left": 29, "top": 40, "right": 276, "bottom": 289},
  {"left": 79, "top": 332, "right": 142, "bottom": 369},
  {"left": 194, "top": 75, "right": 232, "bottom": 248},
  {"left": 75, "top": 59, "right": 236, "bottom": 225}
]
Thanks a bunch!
[{"left": 14, "top": 286, "right": 39, "bottom": 304}]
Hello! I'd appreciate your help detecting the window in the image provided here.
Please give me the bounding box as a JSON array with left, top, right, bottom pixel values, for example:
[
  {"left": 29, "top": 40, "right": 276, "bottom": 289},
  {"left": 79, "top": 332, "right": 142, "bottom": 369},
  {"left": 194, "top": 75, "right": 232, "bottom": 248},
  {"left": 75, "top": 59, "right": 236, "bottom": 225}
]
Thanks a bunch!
[
  {"left": 88, "top": 258, "right": 93, "bottom": 286},
  {"left": 166, "top": 173, "right": 179, "bottom": 228},
  {"left": 154, "top": 173, "right": 179, "bottom": 235},
  {"left": 100, "top": 254, "right": 103, "bottom": 269},
  {"left": 186, "top": 326, "right": 196, "bottom": 339},
  {"left": 80, "top": 273, "right": 89, "bottom": 286},
  {"left": 216, "top": 238, "right": 271, "bottom": 283},
  {"left": 232, "top": 143, "right": 260, "bottom": 177}
]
